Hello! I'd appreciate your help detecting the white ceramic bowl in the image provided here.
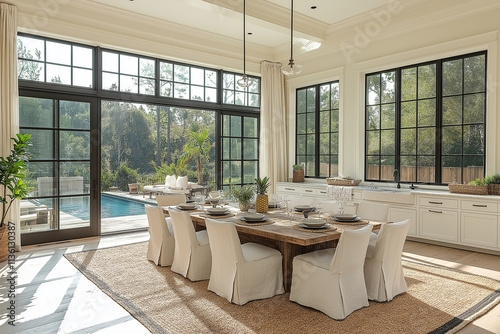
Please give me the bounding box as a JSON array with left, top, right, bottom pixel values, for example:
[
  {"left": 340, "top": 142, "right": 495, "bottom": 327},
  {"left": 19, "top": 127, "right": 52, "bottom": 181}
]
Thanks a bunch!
[
  {"left": 206, "top": 207, "right": 228, "bottom": 215},
  {"left": 302, "top": 218, "right": 326, "bottom": 227},
  {"left": 334, "top": 214, "right": 357, "bottom": 221},
  {"left": 178, "top": 203, "right": 197, "bottom": 209},
  {"left": 241, "top": 213, "right": 265, "bottom": 221}
]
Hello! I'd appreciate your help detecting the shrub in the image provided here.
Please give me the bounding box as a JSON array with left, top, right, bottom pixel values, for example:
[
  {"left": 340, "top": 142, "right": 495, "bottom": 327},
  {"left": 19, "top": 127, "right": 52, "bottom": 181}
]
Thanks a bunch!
[
  {"left": 101, "top": 169, "right": 115, "bottom": 191},
  {"left": 115, "top": 165, "right": 138, "bottom": 191}
]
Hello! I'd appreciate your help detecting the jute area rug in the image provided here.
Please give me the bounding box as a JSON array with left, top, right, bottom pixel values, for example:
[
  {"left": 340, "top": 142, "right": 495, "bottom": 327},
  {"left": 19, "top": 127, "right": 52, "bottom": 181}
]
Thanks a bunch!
[{"left": 64, "top": 242, "right": 500, "bottom": 334}]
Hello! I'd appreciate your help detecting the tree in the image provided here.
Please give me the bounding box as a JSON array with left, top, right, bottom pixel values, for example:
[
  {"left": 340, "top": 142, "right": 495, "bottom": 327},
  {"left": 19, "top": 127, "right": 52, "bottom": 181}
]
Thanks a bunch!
[{"left": 179, "top": 128, "right": 212, "bottom": 185}]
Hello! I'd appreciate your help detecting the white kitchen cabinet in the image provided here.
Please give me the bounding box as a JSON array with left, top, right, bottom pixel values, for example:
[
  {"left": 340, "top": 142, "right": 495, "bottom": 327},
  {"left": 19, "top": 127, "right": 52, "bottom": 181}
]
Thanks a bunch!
[
  {"left": 388, "top": 207, "right": 417, "bottom": 236},
  {"left": 419, "top": 208, "right": 459, "bottom": 242},
  {"left": 460, "top": 212, "right": 498, "bottom": 249}
]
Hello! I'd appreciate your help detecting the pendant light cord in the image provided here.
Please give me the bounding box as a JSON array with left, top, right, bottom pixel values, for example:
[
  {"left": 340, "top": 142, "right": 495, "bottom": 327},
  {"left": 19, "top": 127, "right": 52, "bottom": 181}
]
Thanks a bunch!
[
  {"left": 290, "top": 0, "right": 294, "bottom": 62},
  {"left": 243, "top": 0, "right": 246, "bottom": 75}
]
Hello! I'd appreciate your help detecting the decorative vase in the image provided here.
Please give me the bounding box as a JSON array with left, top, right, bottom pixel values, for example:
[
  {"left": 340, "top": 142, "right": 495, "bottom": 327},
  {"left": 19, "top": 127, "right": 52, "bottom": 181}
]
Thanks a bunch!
[
  {"left": 239, "top": 201, "right": 251, "bottom": 211},
  {"left": 256, "top": 194, "right": 269, "bottom": 213},
  {"left": 293, "top": 169, "right": 304, "bottom": 182}
]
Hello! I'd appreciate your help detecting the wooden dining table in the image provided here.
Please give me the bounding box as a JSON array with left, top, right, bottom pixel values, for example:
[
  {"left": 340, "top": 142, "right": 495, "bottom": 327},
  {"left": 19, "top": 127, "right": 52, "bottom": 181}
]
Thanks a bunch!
[{"left": 168, "top": 206, "right": 385, "bottom": 292}]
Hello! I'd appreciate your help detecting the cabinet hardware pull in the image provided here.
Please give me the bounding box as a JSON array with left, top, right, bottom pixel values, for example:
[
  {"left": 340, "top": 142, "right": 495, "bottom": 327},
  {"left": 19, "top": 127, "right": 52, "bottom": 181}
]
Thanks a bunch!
[
  {"left": 320, "top": 191, "right": 326, "bottom": 194},
  {"left": 429, "top": 210, "right": 442, "bottom": 214},
  {"left": 284, "top": 188, "right": 295, "bottom": 191},
  {"left": 472, "top": 204, "right": 487, "bottom": 207},
  {"left": 305, "top": 190, "right": 313, "bottom": 192},
  {"left": 428, "top": 201, "right": 443, "bottom": 205}
]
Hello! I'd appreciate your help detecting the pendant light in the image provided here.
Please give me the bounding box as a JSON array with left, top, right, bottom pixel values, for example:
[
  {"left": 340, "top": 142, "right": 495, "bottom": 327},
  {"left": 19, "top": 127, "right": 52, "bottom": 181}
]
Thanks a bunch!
[
  {"left": 281, "top": 0, "right": 303, "bottom": 76},
  {"left": 237, "top": 0, "right": 254, "bottom": 87}
]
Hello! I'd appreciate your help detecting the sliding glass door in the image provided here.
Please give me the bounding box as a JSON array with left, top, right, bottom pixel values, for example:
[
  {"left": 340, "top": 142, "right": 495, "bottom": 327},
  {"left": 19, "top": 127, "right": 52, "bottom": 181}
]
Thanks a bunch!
[{"left": 19, "top": 92, "right": 99, "bottom": 245}]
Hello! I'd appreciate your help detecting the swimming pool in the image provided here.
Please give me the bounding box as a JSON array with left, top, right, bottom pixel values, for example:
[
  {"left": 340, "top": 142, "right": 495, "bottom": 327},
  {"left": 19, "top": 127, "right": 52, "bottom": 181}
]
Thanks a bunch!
[
  {"left": 100, "top": 194, "right": 149, "bottom": 219},
  {"left": 37, "top": 194, "right": 150, "bottom": 220}
]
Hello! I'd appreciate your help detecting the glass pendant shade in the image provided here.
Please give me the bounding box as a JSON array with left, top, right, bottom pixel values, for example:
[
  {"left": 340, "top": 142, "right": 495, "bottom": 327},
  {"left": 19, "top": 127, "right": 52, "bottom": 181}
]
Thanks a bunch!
[
  {"left": 282, "top": 0, "right": 302, "bottom": 76},
  {"left": 237, "top": 74, "right": 254, "bottom": 87},
  {"left": 281, "top": 60, "right": 303, "bottom": 76}
]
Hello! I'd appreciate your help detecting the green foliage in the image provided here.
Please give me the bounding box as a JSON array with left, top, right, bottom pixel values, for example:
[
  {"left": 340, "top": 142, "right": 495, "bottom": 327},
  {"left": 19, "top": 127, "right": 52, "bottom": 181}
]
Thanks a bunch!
[
  {"left": 179, "top": 128, "right": 212, "bottom": 185},
  {"left": 255, "top": 176, "right": 270, "bottom": 195},
  {"left": 292, "top": 164, "right": 304, "bottom": 170},
  {"left": 114, "top": 165, "right": 138, "bottom": 191},
  {"left": 1, "top": 134, "right": 32, "bottom": 227},
  {"left": 484, "top": 174, "right": 500, "bottom": 185},
  {"left": 155, "top": 162, "right": 178, "bottom": 180},
  {"left": 468, "top": 178, "right": 484, "bottom": 186},
  {"left": 101, "top": 169, "right": 115, "bottom": 191},
  {"left": 228, "top": 185, "right": 254, "bottom": 205}
]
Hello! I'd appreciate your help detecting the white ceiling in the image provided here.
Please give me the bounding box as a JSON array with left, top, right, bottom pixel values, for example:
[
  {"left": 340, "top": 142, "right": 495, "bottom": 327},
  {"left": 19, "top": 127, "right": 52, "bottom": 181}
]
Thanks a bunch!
[{"left": 91, "top": 0, "right": 395, "bottom": 48}]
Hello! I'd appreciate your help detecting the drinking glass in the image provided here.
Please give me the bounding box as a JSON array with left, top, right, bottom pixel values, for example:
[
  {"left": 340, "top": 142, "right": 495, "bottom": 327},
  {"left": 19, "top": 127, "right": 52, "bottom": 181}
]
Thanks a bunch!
[
  {"left": 286, "top": 203, "right": 295, "bottom": 222},
  {"left": 315, "top": 201, "right": 324, "bottom": 219},
  {"left": 283, "top": 195, "right": 291, "bottom": 210}
]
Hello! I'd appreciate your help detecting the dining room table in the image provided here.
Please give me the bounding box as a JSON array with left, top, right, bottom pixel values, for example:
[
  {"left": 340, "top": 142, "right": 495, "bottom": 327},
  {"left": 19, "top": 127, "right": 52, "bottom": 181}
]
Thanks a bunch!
[{"left": 164, "top": 204, "right": 386, "bottom": 292}]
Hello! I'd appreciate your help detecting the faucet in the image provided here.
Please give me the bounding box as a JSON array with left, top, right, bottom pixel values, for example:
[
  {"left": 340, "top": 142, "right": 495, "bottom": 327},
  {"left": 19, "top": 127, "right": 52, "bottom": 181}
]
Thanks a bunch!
[
  {"left": 393, "top": 169, "right": 400, "bottom": 189},
  {"left": 409, "top": 182, "right": 417, "bottom": 190}
]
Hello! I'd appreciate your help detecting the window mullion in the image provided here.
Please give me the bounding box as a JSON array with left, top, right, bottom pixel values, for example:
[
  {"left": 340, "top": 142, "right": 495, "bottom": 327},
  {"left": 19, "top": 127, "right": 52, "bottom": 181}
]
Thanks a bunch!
[
  {"left": 395, "top": 69, "right": 401, "bottom": 180},
  {"left": 315, "top": 85, "right": 320, "bottom": 178},
  {"left": 435, "top": 60, "right": 443, "bottom": 184}
]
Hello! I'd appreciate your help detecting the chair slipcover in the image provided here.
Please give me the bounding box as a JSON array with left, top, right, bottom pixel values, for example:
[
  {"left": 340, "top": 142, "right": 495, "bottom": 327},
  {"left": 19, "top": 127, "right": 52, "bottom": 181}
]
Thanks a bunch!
[
  {"left": 169, "top": 209, "right": 212, "bottom": 281},
  {"left": 357, "top": 201, "right": 389, "bottom": 221},
  {"left": 205, "top": 219, "right": 284, "bottom": 305},
  {"left": 364, "top": 219, "right": 411, "bottom": 302},
  {"left": 290, "top": 225, "right": 373, "bottom": 320},
  {"left": 156, "top": 194, "right": 186, "bottom": 207},
  {"left": 145, "top": 205, "right": 175, "bottom": 266}
]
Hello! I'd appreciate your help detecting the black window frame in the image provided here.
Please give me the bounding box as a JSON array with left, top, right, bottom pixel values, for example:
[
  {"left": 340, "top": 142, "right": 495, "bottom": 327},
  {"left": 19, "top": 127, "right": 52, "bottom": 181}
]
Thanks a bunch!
[
  {"left": 295, "top": 81, "right": 340, "bottom": 179},
  {"left": 364, "top": 51, "right": 487, "bottom": 185}
]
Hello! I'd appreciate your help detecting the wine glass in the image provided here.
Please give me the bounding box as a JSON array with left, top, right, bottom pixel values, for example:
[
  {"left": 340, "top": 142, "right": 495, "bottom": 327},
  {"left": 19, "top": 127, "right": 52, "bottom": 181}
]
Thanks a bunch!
[
  {"left": 315, "top": 201, "right": 324, "bottom": 219},
  {"left": 283, "top": 195, "right": 291, "bottom": 210}
]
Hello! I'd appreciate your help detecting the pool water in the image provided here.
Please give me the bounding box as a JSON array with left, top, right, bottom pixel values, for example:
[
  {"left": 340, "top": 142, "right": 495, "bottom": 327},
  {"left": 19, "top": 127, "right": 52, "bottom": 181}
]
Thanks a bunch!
[
  {"left": 37, "top": 194, "right": 149, "bottom": 220},
  {"left": 100, "top": 194, "right": 148, "bottom": 219}
]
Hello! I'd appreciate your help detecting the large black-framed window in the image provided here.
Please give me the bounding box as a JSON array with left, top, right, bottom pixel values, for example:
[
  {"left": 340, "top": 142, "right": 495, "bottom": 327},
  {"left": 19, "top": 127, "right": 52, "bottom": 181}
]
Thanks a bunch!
[
  {"left": 220, "top": 113, "right": 259, "bottom": 189},
  {"left": 296, "top": 81, "right": 339, "bottom": 178},
  {"left": 365, "top": 51, "right": 486, "bottom": 185},
  {"left": 17, "top": 32, "right": 261, "bottom": 244}
]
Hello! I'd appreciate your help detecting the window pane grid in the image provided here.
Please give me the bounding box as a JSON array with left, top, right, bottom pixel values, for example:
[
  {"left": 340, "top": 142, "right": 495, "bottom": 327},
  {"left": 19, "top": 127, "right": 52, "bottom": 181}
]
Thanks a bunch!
[
  {"left": 296, "top": 81, "right": 339, "bottom": 178},
  {"left": 365, "top": 51, "right": 486, "bottom": 185}
]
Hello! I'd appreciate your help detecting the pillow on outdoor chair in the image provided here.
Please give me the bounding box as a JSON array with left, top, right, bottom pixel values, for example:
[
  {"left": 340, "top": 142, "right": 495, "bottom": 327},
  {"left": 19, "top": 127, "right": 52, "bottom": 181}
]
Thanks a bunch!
[
  {"left": 176, "top": 176, "right": 188, "bottom": 190},
  {"left": 165, "top": 175, "right": 176, "bottom": 187}
]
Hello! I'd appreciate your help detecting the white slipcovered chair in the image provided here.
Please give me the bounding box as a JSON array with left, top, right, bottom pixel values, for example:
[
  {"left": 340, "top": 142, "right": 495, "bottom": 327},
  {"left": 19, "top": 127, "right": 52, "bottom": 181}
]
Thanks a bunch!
[
  {"left": 145, "top": 205, "right": 175, "bottom": 266},
  {"left": 156, "top": 194, "right": 186, "bottom": 207},
  {"left": 169, "top": 208, "right": 212, "bottom": 281},
  {"left": 205, "top": 219, "right": 284, "bottom": 305},
  {"left": 356, "top": 201, "right": 389, "bottom": 221},
  {"left": 289, "top": 225, "right": 373, "bottom": 320},
  {"left": 364, "top": 219, "right": 411, "bottom": 302}
]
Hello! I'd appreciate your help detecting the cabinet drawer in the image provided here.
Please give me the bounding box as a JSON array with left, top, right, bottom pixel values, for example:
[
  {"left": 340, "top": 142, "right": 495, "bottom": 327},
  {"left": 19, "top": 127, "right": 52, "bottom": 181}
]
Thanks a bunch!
[
  {"left": 302, "top": 187, "right": 328, "bottom": 197},
  {"left": 419, "top": 196, "right": 458, "bottom": 209},
  {"left": 460, "top": 213, "right": 498, "bottom": 249},
  {"left": 276, "top": 185, "right": 300, "bottom": 193},
  {"left": 461, "top": 200, "right": 498, "bottom": 213},
  {"left": 419, "top": 208, "right": 458, "bottom": 242}
]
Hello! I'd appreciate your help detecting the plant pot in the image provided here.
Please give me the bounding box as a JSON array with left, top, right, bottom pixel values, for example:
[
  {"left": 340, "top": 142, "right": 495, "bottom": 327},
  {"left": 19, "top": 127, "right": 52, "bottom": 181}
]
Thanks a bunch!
[
  {"left": 256, "top": 194, "right": 269, "bottom": 213},
  {"left": 293, "top": 169, "right": 304, "bottom": 182},
  {"left": 239, "top": 201, "right": 251, "bottom": 212},
  {"left": 0, "top": 222, "right": 9, "bottom": 263}
]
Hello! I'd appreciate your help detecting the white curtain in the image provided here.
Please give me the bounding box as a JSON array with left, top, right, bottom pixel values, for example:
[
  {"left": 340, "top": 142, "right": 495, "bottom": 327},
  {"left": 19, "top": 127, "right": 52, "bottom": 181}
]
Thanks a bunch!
[
  {"left": 1, "top": 3, "right": 21, "bottom": 251},
  {"left": 259, "top": 61, "right": 288, "bottom": 192}
]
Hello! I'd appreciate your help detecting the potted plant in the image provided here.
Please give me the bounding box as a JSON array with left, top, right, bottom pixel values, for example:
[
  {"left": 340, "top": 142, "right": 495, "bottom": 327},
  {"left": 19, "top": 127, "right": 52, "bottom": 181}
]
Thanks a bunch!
[
  {"left": 1, "top": 134, "right": 31, "bottom": 262},
  {"left": 255, "top": 176, "right": 271, "bottom": 213},
  {"left": 228, "top": 185, "right": 254, "bottom": 211},
  {"left": 484, "top": 174, "right": 500, "bottom": 195},
  {"left": 448, "top": 178, "right": 488, "bottom": 195},
  {"left": 293, "top": 164, "right": 304, "bottom": 183}
]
